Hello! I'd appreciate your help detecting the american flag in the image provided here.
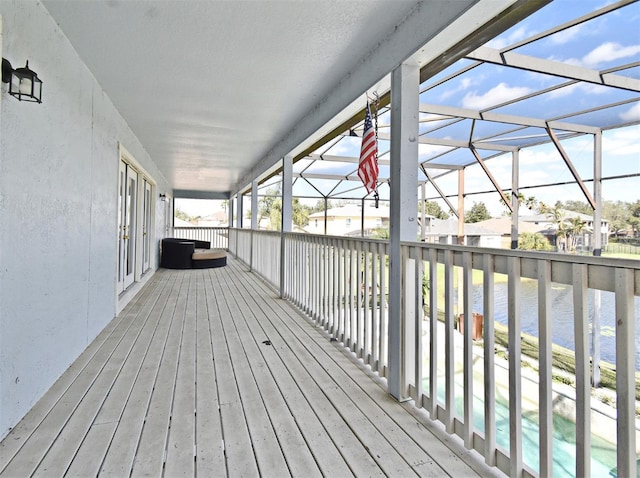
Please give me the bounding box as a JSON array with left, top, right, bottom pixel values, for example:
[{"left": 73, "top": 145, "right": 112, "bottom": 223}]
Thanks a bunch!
[{"left": 357, "top": 102, "right": 378, "bottom": 194}]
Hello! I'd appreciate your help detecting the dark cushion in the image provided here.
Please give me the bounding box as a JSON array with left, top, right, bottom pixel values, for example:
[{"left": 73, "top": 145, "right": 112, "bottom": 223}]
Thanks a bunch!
[{"left": 191, "top": 256, "right": 227, "bottom": 269}]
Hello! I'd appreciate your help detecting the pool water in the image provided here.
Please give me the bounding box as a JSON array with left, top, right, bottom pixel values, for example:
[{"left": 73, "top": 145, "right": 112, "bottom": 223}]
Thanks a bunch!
[{"left": 424, "top": 377, "right": 620, "bottom": 477}]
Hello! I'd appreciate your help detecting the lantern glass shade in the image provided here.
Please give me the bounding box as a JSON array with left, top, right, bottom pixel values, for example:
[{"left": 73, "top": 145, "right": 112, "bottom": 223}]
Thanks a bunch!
[{"left": 7, "top": 61, "right": 42, "bottom": 103}]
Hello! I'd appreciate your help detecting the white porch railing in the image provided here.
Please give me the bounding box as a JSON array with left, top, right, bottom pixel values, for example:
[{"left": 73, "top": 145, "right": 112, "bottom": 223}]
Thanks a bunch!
[
  {"left": 229, "top": 229, "right": 639, "bottom": 478},
  {"left": 173, "top": 226, "right": 229, "bottom": 249},
  {"left": 229, "top": 229, "right": 282, "bottom": 288}
]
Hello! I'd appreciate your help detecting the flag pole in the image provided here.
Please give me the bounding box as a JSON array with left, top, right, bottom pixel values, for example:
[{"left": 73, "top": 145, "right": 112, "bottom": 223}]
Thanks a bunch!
[
  {"left": 372, "top": 92, "right": 380, "bottom": 208},
  {"left": 359, "top": 93, "right": 380, "bottom": 208}
]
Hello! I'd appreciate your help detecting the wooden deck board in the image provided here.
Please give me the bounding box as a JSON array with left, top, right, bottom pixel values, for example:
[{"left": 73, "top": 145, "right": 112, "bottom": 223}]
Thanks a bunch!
[
  {"left": 225, "top": 262, "right": 420, "bottom": 477},
  {"left": 224, "top": 264, "right": 389, "bottom": 477},
  {"left": 164, "top": 272, "right": 198, "bottom": 477},
  {"left": 205, "top": 268, "right": 259, "bottom": 477},
  {"left": 225, "top": 272, "right": 355, "bottom": 477},
  {"left": 216, "top": 271, "right": 291, "bottom": 477},
  {"left": 194, "top": 270, "right": 226, "bottom": 477},
  {"left": 98, "top": 270, "right": 182, "bottom": 477},
  {"left": 66, "top": 272, "right": 180, "bottom": 477},
  {"left": 0, "top": 257, "right": 501, "bottom": 478},
  {"left": 220, "top": 269, "right": 323, "bottom": 478},
  {"left": 131, "top": 272, "right": 189, "bottom": 477},
  {"left": 37, "top": 269, "right": 176, "bottom": 477}
]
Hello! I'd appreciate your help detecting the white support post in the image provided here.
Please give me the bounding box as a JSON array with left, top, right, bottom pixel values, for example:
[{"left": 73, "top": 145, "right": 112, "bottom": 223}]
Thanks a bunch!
[
  {"left": 538, "top": 259, "right": 553, "bottom": 477},
  {"left": 420, "top": 182, "right": 426, "bottom": 241},
  {"left": 237, "top": 192, "right": 244, "bottom": 229},
  {"left": 462, "top": 251, "right": 473, "bottom": 448},
  {"left": 615, "top": 268, "right": 636, "bottom": 478},
  {"left": 250, "top": 180, "right": 258, "bottom": 271},
  {"left": 251, "top": 181, "right": 259, "bottom": 231},
  {"left": 592, "top": 130, "right": 602, "bottom": 387},
  {"left": 508, "top": 256, "right": 523, "bottom": 477},
  {"left": 483, "top": 254, "right": 496, "bottom": 466},
  {"left": 511, "top": 150, "right": 519, "bottom": 249},
  {"left": 282, "top": 155, "right": 293, "bottom": 233},
  {"left": 323, "top": 197, "right": 328, "bottom": 235},
  {"left": 359, "top": 198, "right": 364, "bottom": 237},
  {"left": 458, "top": 169, "right": 465, "bottom": 244},
  {"left": 388, "top": 58, "right": 419, "bottom": 401},
  {"left": 280, "top": 155, "right": 293, "bottom": 299},
  {"left": 230, "top": 197, "right": 236, "bottom": 255},
  {"left": 573, "top": 264, "right": 591, "bottom": 478}
]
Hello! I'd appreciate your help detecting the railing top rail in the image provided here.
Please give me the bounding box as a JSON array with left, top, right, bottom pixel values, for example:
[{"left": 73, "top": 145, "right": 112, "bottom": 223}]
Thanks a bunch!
[
  {"left": 174, "top": 226, "right": 229, "bottom": 230},
  {"left": 230, "top": 228, "right": 640, "bottom": 271},
  {"left": 283, "top": 230, "right": 640, "bottom": 269},
  {"left": 229, "top": 227, "right": 279, "bottom": 234},
  {"left": 400, "top": 239, "right": 640, "bottom": 270},
  {"left": 282, "top": 231, "right": 390, "bottom": 247}
]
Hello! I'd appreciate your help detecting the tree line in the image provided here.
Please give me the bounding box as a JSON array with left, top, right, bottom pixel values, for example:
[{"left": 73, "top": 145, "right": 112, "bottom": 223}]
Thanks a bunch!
[{"left": 176, "top": 192, "right": 639, "bottom": 252}]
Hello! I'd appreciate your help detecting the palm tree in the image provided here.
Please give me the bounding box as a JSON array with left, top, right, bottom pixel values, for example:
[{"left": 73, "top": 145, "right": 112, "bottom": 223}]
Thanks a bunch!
[
  {"left": 547, "top": 209, "right": 588, "bottom": 253},
  {"left": 565, "top": 216, "right": 589, "bottom": 252}
]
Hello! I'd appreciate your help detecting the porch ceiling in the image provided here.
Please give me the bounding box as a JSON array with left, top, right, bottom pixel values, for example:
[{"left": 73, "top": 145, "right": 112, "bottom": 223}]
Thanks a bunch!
[{"left": 41, "top": 0, "right": 540, "bottom": 199}]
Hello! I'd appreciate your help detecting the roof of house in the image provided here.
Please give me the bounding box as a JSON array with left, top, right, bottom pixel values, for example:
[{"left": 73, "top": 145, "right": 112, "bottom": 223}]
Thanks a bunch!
[
  {"left": 425, "top": 219, "right": 500, "bottom": 237},
  {"left": 472, "top": 217, "right": 546, "bottom": 236},
  {"left": 520, "top": 209, "right": 607, "bottom": 224}
]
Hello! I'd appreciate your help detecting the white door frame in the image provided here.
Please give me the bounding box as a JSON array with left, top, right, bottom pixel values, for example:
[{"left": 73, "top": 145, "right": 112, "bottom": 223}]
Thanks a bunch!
[
  {"left": 117, "top": 144, "right": 156, "bottom": 296},
  {"left": 142, "top": 179, "right": 152, "bottom": 272},
  {"left": 117, "top": 159, "right": 138, "bottom": 291}
]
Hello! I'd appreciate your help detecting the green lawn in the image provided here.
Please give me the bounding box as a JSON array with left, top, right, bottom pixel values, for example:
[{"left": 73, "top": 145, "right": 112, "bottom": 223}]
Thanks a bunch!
[{"left": 602, "top": 252, "right": 640, "bottom": 260}]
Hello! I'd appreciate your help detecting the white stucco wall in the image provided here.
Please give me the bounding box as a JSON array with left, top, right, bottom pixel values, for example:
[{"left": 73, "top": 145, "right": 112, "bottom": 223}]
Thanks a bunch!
[{"left": 0, "top": 1, "right": 170, "bottom": 438}]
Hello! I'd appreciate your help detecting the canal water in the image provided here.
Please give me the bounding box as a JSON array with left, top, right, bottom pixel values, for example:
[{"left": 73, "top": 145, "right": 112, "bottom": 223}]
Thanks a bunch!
[{"left": 470, "top": 280, "right": 640, "bottom": 371}]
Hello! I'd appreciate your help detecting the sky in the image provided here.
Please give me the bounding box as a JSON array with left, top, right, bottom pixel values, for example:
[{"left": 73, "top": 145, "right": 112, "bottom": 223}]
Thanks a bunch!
[{"left": 178, "top": 0, "right": 639, "bottom": 219}]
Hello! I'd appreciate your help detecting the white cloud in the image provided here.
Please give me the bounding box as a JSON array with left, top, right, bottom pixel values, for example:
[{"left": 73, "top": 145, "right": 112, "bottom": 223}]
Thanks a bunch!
[
  {"left": 548, "top": 55, "right": 583, "bottom": 67},
  {"left": 418, "top": 143, "right": 454, "bottom": 159},
  {"left": 486, "top": 26, "right": 529, "bottom": 50},
  {"left": 582, "top": 42, "right": 640, "bottom": 68},
  {"left": 549, "top": 42, "right": 640, "bottom": 70},
  {"left": 546, "top": 81, "right": 609, "bottom": 100},
  {"left": 545, "top": 81, "right": 581, "bottom": 99},
  {"left": 604, "top": 125, "right": 640, "bottom": 156},
  {"left": 461, "top": 82, "right": 533, "bottom": 109},
  {"left": 550, "top": 24, "right": 584, "bottom": 45},
  {"left": 304, "top": 159, "right": 353, "bottom": 173},
  {"left": 520, "top": 148, "right": 564, "bottom": 169},
  {"left": 460, "top": 77, "right": 473, "bottom": 89},
  {"left": 326, "top": 138, "right": 358, "bottom": 156},
  {"left": 440, "top": 77, "right": 477, "bottom": 101},
  {"left": 620, "top": 103, "right": 640, "bottom": 122}
]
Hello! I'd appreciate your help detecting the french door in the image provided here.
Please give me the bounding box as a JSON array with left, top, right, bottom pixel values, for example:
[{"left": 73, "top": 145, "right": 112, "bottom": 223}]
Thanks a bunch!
[
  {"left": 142, "top": 180, "right": 152, "bottom": 272},
  {"left": 117, "top": 144, "right": 157, "bottom": 296},
  {"left": 118, "top": 160, "right": 138, "bottom": 292}
]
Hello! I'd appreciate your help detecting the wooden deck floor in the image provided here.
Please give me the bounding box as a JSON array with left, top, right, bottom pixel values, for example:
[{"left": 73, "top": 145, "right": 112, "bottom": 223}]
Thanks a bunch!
[{"left": 0, "top": 258, "right": 503, "bottom": 477}]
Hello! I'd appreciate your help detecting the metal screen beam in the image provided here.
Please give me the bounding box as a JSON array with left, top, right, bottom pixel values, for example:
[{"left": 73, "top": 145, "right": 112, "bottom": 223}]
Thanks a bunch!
[
  {"left": 468, "top": 46, "right": 640, "bottom": 93},
  {"left": 546, "top": 127, "right": 597, "bottom": 209},
  {"left": 470, "top": 146, "right": 513, "bottom": 213}
]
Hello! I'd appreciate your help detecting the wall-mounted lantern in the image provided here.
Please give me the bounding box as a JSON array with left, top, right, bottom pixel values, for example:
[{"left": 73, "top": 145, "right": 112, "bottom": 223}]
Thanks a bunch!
[
  {"left": 159, "top": 193, "right": 168, "bottom": 202},
  {"left": 2, "top": 58, "right": 43, "bottom": 103}
]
